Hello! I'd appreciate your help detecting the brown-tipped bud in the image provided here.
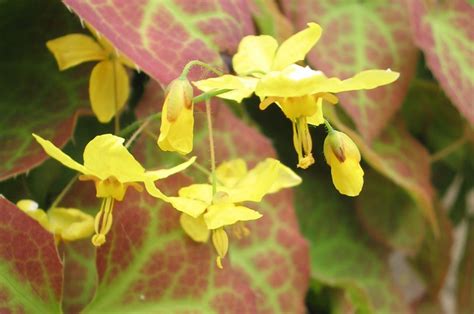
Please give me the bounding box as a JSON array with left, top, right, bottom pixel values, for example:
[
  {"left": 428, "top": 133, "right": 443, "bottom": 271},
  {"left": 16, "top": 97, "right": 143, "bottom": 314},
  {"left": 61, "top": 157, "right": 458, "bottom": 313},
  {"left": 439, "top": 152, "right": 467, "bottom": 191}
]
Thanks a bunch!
[
  {"left": 165, "top": 78, "right": 193, "bottom": 122},
  {"left": 324, "top": 131, "right": 346, "bottom": 163}
]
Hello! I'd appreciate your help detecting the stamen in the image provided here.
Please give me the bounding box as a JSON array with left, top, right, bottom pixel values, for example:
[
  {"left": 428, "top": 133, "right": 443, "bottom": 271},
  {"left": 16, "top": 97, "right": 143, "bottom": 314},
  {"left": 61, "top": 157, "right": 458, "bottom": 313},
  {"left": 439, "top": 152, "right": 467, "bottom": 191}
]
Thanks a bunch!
[
  {"left": 293, "top": 117, "right": 315, "bottom": 169},
  {"left": 92, "top": 197, "right": 115, "bottom": 247},
  {"left": 212, "top": 228, "right": 228, "bottom": 269}
]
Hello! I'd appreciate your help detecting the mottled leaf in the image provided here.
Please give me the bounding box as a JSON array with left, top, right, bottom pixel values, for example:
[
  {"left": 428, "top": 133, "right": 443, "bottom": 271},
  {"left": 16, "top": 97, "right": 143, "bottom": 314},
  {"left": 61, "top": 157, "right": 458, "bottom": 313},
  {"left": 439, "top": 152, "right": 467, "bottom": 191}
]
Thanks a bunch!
[
  {"left": 77, "top": 81, "right": 309, "bottom": 313},
  {"left": 0, "top": 197, "right": 63, "bottom": 313},
  {"left": 326, "top": 106, "right": 437, "bottom": 233},
  {"left": 407, "top": 0, "right": 474, "bottom": 124},
  {"left": 0, "top": 0, "right": 89, "bottom": 181},
  {"left": 62, "top": 0, "right": 254, "bottom": 84},
  {"left": 356, "top": 169, "right": 426, "bottom": 256},
  {"left": 61, "top": 240, "right": 97, "bottom": 314},
  {"left": 296, "top": 173, "right": 410, "bottom": 313},
  {"left": 281, "top": 0, "right": 418, "bottom": 142}
]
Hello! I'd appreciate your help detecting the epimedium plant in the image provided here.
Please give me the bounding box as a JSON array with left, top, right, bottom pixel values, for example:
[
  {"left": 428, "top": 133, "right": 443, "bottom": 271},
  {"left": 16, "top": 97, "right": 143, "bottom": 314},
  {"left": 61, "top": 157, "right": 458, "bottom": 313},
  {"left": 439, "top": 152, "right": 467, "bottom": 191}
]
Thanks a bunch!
[{"left": 0, "top": 1, "right": 473, "bottom": 314}]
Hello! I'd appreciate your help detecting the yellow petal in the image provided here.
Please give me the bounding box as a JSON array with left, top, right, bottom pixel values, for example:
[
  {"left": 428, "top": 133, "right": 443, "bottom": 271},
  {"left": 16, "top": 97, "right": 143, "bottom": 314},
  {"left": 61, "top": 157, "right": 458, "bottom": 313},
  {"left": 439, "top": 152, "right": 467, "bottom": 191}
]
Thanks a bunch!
[
  {"left": 232, "top": 35, "right": 278, "bottom": 76},
  {"left": 82, "top": 134, "right": 145, "bottom": 182},
  {"left": 316, "top": 69, "right": 400, "bottom": 94},
  {"left": 204, "top": 203, "right": 262, "bottom": 230},
  {"left": 47, "top": 208, "right": 95, "bottom": 241},
  {"left": 215, "top": 159, "right": 248, "bottom": 188},
  {"left": 32, "top": 134, "right": 90, "bottom": 175},
  {"left": 180, "top": 213, "right": 210, "bottom": 242},
  {"left": 46, "top": 34, "right": 106, "bottom": 70},
  {"left": 266, "top": 159, "right": 302, "bottom": 193},
  {"left": 178, "top": 184, "right": 214, "bottom": 203},
  {"left": 330, "top": 159, "right": 364, "bottom": 196},
  {"left": 256, "top": 64, "right": 328, "bottom": 98},
  {"left": 169, "top": 197, "right": 209, "bottom": 218},
  {"left": 193, "top": 75, "right": 258, "bottom": 102},
  {"left": 158, "top": 98, "right": 194, "bottom": 154},
  {"left": 145, "top": 156, "right": 196, "bottom": 181},
  {"left": 143, "top": 180, "right": 169, "bottom": 201},
  {"left": 228, "top": 159, "right": 280, "bottom": 203},
  {"left": 272, "top": 22, "right": 322, "bottom": 71},
  {"left": 307, "top": 97, "right": 324, "bottom": 126},
  {"left": 16, "top": 200, "right": 50, "bottom": 231},
  {"left": 89, "top": 60, "right": 130, "bottom": 123},
  {"left": 256, "top": 66, "right": 400, "bottom": 98}
]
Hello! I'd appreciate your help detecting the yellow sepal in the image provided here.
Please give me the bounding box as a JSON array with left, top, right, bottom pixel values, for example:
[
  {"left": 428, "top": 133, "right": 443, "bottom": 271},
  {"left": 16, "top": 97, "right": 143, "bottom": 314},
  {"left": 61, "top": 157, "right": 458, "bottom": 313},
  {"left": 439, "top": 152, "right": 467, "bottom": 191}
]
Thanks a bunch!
[
  {"left": 89, "top": 60, "right": 130, "bottom": 123},
  {"left": 46, "top": 34, "right": 106, "bottom": 70}
]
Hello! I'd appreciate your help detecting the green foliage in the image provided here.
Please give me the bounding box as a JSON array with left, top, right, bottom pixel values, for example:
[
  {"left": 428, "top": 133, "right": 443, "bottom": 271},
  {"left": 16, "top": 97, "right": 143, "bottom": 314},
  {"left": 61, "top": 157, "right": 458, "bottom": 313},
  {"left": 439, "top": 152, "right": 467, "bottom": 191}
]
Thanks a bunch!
[{"left": 1, "top": 0, "right": 473, "bottom": 313}]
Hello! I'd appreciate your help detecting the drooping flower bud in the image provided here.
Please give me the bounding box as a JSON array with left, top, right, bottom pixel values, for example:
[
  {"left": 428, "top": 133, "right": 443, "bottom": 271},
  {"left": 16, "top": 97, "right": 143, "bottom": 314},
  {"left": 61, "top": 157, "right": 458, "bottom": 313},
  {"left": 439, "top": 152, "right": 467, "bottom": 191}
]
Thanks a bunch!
[
  {"left": 323, "top": 131, "right": 364, "bottom": 196},
  {"left": 212, "top": 228, "right": 229, "bottom": 269},
  {"left": 158, "top": 78, "right": 194, "bottom": 155}
]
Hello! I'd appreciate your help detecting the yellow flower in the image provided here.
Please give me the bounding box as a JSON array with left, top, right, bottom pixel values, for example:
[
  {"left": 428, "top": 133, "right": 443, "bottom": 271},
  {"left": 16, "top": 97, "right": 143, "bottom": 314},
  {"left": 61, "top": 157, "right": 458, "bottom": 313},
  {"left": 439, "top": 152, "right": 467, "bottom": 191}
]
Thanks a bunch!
[
  {"left": 256, "top": 64, "right": 399, "bottom": 168},
  {"left": 46, "top": 26, "right": 135, "bottom": 123},
  {"left": 16, "top": 199, "right": 94, "bottom": 244},
  {"left": 33, "top": 133, "right": 195, "bottom": 246},
  {"left": 193, "top": 22, "right": 322, "bottom": 102},
  {"left": 158, "top": 78, "right": 194, "bottom": 155},
  {"left": 323, "top": 130, "right": 364, "bottom": 196},
  {"left": 194, "top": 22, "right": 399, "bottom": 169},
  {"left": 169, "top": 158, "right": 301, "bottom": 268}
]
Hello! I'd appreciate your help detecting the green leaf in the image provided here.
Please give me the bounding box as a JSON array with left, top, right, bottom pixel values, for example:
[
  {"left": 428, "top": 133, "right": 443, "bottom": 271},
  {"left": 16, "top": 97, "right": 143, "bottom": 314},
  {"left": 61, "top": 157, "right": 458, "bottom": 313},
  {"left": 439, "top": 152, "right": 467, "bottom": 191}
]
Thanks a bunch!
[
  {"left": 407, "top": 0, "right": 474, "bottom": 124},
  {"left": 0, "top": 198, "right": 63, "bottom": 313},
  {"left": 62, "top": 0, "right": 254, "bottom": 84},
  {"left": 0, "top": 0, "right": 89, "bottom": 181},
  {"left": 281, "top": 0, "right": 418, "bottom": 141},
  {"left": 356, "top": 169, "right": 426, "bottom": 255},
  {"left": 295, "top": 173, "right": 410, "bottom": 313},
  {"left": 250, "top": 0, "right": 294, "bottom": 40}
]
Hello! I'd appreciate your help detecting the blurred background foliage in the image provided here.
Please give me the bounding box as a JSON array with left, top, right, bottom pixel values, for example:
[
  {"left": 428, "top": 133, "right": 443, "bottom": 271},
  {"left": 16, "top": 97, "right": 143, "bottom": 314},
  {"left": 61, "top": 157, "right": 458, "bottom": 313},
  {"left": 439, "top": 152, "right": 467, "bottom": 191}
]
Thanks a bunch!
[{"left": 0, "top": 0, "right": 473, "bottom": 313}]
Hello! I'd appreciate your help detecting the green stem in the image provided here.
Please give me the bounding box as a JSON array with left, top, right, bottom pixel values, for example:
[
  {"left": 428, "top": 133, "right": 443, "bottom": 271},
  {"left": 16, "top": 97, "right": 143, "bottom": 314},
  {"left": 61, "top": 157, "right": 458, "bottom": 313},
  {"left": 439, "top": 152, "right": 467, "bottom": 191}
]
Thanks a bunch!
[
  {"left": 119, "top": 112, "right": 161, "bottom": 138},
  {"left": 49, "top": 174, "right": 79, "bottom": 209},
  {"left": 124, "top": 115, "right": 153, "bottom": 148},
  {"left": 430, "top": 135, "right": 468, "bottom": 163},
  {"left": 180, "top": 60, "right": 224, "bottom": 79},
  {"left": 324, "top": 119, "right": 335, "bottom": 133},
  {"left": 205, "top": 99, "right": 217, "bottom": 196},
  {"left": 193, "top": 89, "right": 231, "bottom": 103}
]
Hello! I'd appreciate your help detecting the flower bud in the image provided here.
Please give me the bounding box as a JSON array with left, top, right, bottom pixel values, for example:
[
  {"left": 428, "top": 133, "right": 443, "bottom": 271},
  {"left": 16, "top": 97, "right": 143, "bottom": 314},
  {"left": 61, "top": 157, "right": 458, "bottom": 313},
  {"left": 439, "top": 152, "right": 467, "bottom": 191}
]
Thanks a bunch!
[
  {"left": 323, "top": 131, "right": 364, "bottom": 196},
  {"left": 164, "top": 78, "right": 193, "bottom": 122},
  {"left": 158, "top": 78, "right": 195, "bottom": 155}
]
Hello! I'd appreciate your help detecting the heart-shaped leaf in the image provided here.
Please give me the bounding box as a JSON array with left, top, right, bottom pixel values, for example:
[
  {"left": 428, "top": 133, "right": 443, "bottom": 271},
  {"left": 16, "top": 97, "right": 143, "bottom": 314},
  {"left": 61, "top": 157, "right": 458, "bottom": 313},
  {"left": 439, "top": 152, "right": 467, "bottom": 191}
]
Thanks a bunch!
[
  {"left": 0, "top": 197, "right": 63, "bottom": 313},
  {"left": 407, "top": 0, "right": 474, "bottom": 124},
  {"left": 62, "top": 0, "right": 254, "bottom": 84},
  {"left": 0, "top": 0, "right": 89, "bottom": 181}
]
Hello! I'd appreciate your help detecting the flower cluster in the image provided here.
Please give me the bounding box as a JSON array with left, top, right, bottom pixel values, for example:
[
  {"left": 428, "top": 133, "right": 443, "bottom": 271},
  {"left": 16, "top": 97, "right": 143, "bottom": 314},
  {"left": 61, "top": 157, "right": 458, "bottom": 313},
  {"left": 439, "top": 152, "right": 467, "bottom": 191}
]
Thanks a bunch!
[
  {"left": 33, "top": 21, "right": 398, "bottom": 268},
  {"left": 193, "top": 22, "right": 399, "bottom": 195}
]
